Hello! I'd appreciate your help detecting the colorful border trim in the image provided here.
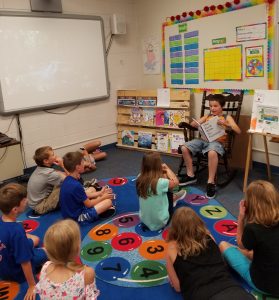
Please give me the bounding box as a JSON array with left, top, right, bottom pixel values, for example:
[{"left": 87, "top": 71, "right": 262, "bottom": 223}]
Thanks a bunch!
[
  {"left": 169, "top": 87, "right": 254, "bottom": 95},
  {"left": 267, "top": 1, "right": 274, "bottom": 89},
  {"left": 162, "top": 0, "right": 275, "bottom": 92}
]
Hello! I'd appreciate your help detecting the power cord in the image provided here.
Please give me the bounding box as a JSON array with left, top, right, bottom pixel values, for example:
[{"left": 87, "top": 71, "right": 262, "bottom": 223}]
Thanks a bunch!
[{"left": 16, "top": 114, "right": 27, "bottom": 169}]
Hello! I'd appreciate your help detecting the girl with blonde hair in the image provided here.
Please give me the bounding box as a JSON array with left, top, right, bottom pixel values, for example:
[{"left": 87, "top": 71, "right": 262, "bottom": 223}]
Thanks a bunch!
[
  {"left": 136, "top": 152, "right": 186, "bottom": 231},
  {"left": 166, "top": 207, "right": 254, "bottom": 300},
  {"left": 220, "top": 180, "right": 279, "bottom": 296},
  {"left": 36, "top": 219, "right": 99, "bottom": 299}
]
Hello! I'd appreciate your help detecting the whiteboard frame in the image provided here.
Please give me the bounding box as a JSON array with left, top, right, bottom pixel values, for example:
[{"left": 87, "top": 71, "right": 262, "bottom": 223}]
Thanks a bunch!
[{"left": 0, "top": 11, "right": 109, "bottom": 115}]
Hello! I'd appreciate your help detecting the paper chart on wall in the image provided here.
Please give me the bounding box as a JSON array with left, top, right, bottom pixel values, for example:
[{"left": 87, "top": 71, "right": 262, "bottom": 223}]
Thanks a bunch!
[
  {"left": 204, "top": 45, "right": 242, "bottom": 81},
  {"left": 168, "top": 30, "right": 199, "bottom": 85},
  {"left": 236, "top": 23, "right": 266, "bottom": 42},
  {"left": 245, "top": 46, "right": 264, "bottom": 78},
  {"left": 250, "top": 90, "right": 279, "bottom": 135}
]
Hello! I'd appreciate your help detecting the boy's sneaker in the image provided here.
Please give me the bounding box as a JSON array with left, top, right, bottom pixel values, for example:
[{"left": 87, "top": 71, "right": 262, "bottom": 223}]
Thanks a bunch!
[
  {"left": 173, "top": 189, "right": 187, "bottom": 207},
  {"left": 83, "top": 178, "right": 98, "bottom": 188},
  {"left": 92, "top": 183, "right": 103, "bottom": 191},
  {"left": 206, "top": 183, "right": 216, "bottom": 199},
  {"left": 179, "top": 175, "right": 197, "bottom": 186},
  {"left": 28, "top": 210, "right": 42, "bottom": 219},
  {"left": 99, "top": 206, "right": 116, "bottom": 219}
]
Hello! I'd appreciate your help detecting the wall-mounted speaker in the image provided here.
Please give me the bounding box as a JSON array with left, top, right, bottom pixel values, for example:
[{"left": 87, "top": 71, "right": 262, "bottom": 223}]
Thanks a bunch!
[
  {"left": 30, "top": 0, "right": 62, "bottom": 13},
  {"left": 111, "top": 14, "right": 127, "bottom": 35}
]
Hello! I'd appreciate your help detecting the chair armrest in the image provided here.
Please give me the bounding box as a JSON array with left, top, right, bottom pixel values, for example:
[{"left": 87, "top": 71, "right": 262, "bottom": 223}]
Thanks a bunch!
[{"left": 178, "top": 122, "right": 197, "bottom": 131}]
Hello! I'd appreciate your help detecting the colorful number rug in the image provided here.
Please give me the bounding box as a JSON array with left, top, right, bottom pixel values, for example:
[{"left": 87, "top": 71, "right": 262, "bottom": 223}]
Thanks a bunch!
[{"left": 0, "top": 176, "right": 269, "bottom": 300}]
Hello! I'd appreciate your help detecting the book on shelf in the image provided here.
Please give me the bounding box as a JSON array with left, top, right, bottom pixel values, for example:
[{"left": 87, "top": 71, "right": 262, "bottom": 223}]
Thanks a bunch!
[
  {"left": 164, "top": 110, "right": 170, "bottom": 126},
  {"left": 157, "top": 88, "right": 170, "bottom": 107},
  {"left": 130, "top": 107, "right": 142, "bottom": 124},
  {"left": 117, "top": 97, "right": 136, "bottom": 106},
  {"left": 121, "top": 130, "right": 135, "bottom": 146},
  {"left": 170, "top": 133, "right": 185, "bottom": 154},
  {"left": 169, "top": 110, "right": 185, "bottom": 128},
  {"left": 156, "top": 132, "right": 169, "bottom": 152},
  {"left": 142, "top": 108, "right": 154, "bottom": 126},
  {"left": 193, "top": 116, "right": 225, "bottom": 143},
  {"left": 155, "top": 109, "right": 165, "bottom": 126},
  {"left": 138, "top": 131, "right": 153, "bottom": 149},
  {"left": 136, "top": 97, "right": 157, "bottom": 106}
]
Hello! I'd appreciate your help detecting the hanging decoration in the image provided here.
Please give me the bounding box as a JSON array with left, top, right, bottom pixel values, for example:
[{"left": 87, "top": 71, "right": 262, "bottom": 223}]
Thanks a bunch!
[{"left": 167, "top": 0, "right": 270, "bottom": 24}]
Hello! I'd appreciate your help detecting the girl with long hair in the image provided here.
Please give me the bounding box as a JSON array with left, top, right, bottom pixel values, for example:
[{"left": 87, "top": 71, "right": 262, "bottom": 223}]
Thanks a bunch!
[
  {"left": 136, "top": 152, "right": 186, "bottom": 231},
  {"left": 220, "top": 180, "right": 279, "bottom": 296},
  {"left": 166, "top": 207, "right": 254, "bottom": 300}
]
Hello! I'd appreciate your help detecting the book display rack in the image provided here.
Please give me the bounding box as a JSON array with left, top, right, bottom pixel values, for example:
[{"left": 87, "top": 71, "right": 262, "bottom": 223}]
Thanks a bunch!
[{"left": 117, "top": 89, "right": 190, "bottom": 156}]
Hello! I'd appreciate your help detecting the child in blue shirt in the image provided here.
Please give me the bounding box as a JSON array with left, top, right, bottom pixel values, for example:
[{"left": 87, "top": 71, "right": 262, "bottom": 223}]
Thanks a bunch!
[
  {"left": 59, "top": 151, "right": 113, "bottom": 224},
  {"left": 0, "top": 183, "right": 47, "bottom": 300}
]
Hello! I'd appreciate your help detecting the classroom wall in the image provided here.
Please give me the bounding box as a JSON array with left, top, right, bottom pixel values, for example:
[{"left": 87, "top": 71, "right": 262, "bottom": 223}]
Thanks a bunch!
[
  {"left": 135, "top": 0, "right": 279, "bottom": 167},
  {"left": 0, "top": 0, "right": 142, "bottom": 167}
]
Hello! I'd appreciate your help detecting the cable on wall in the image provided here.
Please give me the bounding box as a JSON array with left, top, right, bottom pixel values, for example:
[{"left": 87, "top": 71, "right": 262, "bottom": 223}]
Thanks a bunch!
[
  {"left": 16, "top": 114, "right": 27, "bottom": 169},
  {"left": 3, "top": 115, "right": 15, "bottom": 134},
  {"left": 0, "top": 147, "right": 8, "bottom": 162},
  {"left": 106, "top": 34, "right": 115, "bottom": 56}
]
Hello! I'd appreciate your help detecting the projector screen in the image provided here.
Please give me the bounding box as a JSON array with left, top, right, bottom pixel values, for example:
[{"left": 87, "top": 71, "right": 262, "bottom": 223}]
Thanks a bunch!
[{"left": 0, "top": 12, "right": 109, "bottom": 115}]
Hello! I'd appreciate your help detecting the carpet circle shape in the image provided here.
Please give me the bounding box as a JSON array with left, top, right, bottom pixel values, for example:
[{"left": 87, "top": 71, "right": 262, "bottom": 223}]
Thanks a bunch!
[{"left": 80, "top": 212, "right": 168, "bottom": 288}]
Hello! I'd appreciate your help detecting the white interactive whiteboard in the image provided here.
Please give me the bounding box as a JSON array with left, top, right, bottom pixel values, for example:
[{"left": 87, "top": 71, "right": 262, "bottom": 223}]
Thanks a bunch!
[{"left": 0, "top": 12, "right": 109, "bottom": 114}]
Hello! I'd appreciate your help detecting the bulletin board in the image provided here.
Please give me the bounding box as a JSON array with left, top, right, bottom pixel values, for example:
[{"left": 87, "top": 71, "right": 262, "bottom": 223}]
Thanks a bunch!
[{"left": 163, "top": 2, "right": 273, "bottom": 92}]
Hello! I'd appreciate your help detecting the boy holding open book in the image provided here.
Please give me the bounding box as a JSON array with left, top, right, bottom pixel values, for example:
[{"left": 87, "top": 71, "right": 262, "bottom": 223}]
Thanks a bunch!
[{"left": 179, "top": 94, "right": 241, "bottom": 198}]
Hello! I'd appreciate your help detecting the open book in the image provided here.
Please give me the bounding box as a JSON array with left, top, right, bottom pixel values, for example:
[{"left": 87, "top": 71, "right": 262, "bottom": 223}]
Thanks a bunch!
[{"left": 193, "top": 116, "right": 225, "bottom": 143}]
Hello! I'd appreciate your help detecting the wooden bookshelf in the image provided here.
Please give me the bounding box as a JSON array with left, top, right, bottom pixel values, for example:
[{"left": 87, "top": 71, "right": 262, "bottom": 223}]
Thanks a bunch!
[{"left": 116, "top": 89, "right": 190, "bottom": 156}]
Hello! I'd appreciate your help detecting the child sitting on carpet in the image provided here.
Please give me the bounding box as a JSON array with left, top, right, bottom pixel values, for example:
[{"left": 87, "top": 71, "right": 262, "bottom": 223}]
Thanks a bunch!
[
  {"left": 36, "top": 219, "right": 99, "bottom": 299},
  {"left": 80, "top": 140, "right": 107, "bottom": 173},
  {"left": 59, "top": 151, "right": 113, "bottom": 224},
  {"left": 166, "top": 207, "right": 254, "bottom": 300},
  {"left": 0, "top": 183, "right": 47, "bottom": 300},
  {"left": 219, "top": 180, "right": 279, "bottom": 296},
  {"left": 136, "top": 152, "right": 186, "bottom": 231},
  {"left": 27, "top": 146, "right": 67, "bottom": 215}
]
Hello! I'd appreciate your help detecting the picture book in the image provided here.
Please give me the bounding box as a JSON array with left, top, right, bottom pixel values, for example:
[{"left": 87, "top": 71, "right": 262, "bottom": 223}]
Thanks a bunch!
[
  {"left": 250, "top": 90, "right": 279, "bottom": 135},
  {"left": 130, "top": 107, "right": 142, "bottom": 124},
  {"left": 155, "top": 109, "right": 165, "bottom": 126},
  {"left": 193, "top": 116, "right": 225, "bottom": 143},
  {"left": 121, "top": 130, "right": 135, "bottom": 146},
  {"left": 117, "top": 97, "right": 136, "bottom": 106},
  {"left": 142, "top": 108, "right": 154, "bottom": 126},
  {"left": 170, "top": 133, "right": 185, "bottom": 154},
  {"left": 136, "top": 97, "right": 157, "bottom": 106},
  {"left": 169, "top": 110, "right": 185, "bottom": 128},
  {"left": 164, "top": 110, "right": 170, "bottom": 126},
  {"left": 138, "top": 131, "right": 153, "bottom": 149},
  {"left": 156, "top": 132, "right": 169, "bottom": 152}
]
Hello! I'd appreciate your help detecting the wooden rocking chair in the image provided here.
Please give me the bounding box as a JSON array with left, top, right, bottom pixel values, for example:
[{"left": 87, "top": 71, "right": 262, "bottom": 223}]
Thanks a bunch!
[{"left": 177, "top": 90, "right": 244, "bottom": 187}]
